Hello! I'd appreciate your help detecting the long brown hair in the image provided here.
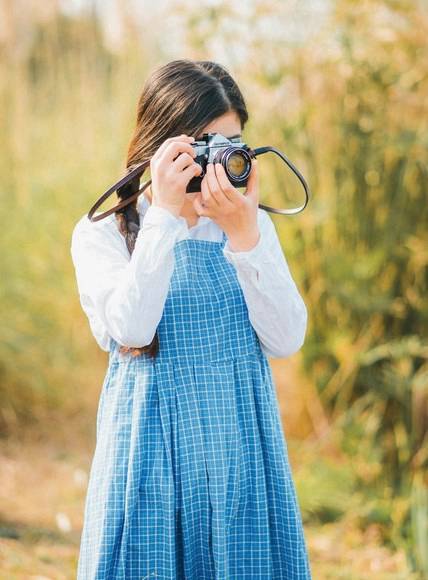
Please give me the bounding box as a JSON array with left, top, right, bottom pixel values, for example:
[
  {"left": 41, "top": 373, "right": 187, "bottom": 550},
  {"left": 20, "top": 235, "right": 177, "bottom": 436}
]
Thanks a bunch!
[{"left": 115, "top": 59, "right": 249, "bottom": 359}]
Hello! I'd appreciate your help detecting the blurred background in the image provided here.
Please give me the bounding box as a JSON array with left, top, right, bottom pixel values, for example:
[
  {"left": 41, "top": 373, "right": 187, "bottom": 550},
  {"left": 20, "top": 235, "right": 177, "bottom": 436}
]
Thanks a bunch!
[{"left": 0, "top": 0, "right": 427, "bottom": 578}]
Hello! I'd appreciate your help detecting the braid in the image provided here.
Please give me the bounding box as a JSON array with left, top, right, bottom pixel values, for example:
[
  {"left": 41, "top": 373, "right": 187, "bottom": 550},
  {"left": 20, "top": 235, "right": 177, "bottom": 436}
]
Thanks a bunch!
[
  {"left": 116, "top": 201, "right": 140, "bottom": 255},
  {"left": 114, "top": 172, "right": 160, "bottom": 359}
]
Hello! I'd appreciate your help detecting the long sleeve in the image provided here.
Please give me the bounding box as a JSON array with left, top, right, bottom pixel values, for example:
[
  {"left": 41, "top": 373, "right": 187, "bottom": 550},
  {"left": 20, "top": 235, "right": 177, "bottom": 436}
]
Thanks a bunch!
[
  {"left": 70, "top": 205, "right": 190, "bottom": 349},
  {"left": 222, "top": 209, "right": 308, "bottom": 359}
]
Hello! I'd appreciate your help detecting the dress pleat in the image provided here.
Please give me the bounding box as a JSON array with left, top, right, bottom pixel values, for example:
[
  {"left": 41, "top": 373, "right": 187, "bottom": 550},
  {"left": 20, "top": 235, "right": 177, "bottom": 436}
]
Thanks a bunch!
[{"left": 77, "top": 232, "right": 312, "bottom": 579}]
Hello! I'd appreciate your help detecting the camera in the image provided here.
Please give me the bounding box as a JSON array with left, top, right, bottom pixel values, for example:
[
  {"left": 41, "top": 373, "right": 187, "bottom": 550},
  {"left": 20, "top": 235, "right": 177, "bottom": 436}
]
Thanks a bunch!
[
  {"left": 87, "top": 131, "right": 310, "bottom": 222},
  {"left": 186, "top": 132, "right": 255, "bottom": 193}
]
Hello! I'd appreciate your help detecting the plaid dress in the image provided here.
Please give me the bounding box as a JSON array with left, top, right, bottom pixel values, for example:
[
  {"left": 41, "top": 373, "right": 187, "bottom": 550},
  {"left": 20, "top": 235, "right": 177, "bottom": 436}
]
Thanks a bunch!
[{"left": 77, "top": 231, "right": 312, "bottom": 580}]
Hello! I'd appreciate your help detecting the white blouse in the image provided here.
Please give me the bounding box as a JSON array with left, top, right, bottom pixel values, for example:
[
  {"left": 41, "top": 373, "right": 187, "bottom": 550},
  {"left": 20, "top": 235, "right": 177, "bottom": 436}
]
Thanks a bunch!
[{"left": 70, "top": 195, "right": 308, "bottom": 359}]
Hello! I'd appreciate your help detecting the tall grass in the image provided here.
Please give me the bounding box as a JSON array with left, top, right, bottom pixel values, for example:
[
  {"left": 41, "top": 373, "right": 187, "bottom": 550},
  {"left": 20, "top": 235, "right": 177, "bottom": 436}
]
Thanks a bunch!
[{"left": 0, "top": 8, "right": 153, "bottom": 437}]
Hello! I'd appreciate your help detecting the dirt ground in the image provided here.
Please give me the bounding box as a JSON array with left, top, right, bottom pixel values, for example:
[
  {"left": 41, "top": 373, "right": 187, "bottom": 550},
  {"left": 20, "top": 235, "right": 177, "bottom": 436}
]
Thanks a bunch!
[{"left": 0, "top": 429, "right": 414, "bottom": 580}]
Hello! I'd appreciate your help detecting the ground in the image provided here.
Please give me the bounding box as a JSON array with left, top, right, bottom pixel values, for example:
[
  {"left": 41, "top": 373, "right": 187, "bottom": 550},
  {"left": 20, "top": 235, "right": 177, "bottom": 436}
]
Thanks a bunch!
[{"left": 0, "top": 434, "right": 414, "bottom": 580}]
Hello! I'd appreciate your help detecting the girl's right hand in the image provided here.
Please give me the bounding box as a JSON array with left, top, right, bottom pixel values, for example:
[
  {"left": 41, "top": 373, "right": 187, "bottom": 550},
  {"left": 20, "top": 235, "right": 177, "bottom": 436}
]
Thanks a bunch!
[{"left": 149, "top": 134, "right": 202, "bottom": 218}]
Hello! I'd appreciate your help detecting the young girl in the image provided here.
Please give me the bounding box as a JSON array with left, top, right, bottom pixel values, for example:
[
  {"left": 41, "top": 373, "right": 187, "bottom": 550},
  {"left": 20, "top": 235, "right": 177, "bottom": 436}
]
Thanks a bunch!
[{"left": 71, "top": 59, "right": 312, "bottom": 580}]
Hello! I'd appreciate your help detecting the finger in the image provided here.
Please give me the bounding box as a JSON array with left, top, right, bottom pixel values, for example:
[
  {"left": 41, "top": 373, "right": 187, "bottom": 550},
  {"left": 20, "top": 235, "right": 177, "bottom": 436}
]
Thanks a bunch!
[
  {"left": 245, "top": 159, "right": 259, "bottom": 200},
  {"left": 205, "top": 163, "right": 230, "bottom": 207},
  {"left": 173, "top": 152, "right": 197, "bottom": 172},
  {"left": 213, "top": 163, "right": 243, "bottom": 206},
  {"left": 153, "top": 135, "right": 193, "bottom": 160},
  {"left": 179, "top": 162, "right": 203, "bottom": 187},
  {"left": 152, "top": 134, "right": 194, "bottom": 162},
  {"left": 160, "top": 141, "right": 197, "bottom": 167},
  {"left": 200, "top": 171, "right": 218, "bottom": 207}
]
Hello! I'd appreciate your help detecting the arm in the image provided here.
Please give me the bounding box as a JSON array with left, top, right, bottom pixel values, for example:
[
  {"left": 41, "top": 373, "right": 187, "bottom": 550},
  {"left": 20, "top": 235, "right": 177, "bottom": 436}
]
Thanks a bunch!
[
  {"left": 222, "top": 209, "right": 308, "bottom": 359},
  {"left": 70, "top": 205, "right": 189, "bottom": 348}
]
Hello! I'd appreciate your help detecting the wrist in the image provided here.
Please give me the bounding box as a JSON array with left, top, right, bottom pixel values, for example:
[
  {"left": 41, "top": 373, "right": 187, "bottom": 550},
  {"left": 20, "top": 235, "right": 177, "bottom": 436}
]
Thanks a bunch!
[
  {"left": 151, "top": 200, "right": 182, "bottom": 219},
  {"left": 226, "top": 228, "right": 260, "bottom": 253}
]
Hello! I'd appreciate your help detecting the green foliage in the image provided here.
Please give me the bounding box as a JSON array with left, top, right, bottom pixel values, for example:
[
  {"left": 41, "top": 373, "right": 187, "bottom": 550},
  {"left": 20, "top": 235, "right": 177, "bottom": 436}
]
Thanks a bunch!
[
  {"left": 175, "top": 0, "right": 428, "bottom": 573},
  {"left": 296, "top": 453, "right": 357, "bottom": 524},
  {"left": 0, "top": 10, "right": 146, "bottom": 436},
  {"left": 0, "top": 0, "right": 426, "bottom": 575}
]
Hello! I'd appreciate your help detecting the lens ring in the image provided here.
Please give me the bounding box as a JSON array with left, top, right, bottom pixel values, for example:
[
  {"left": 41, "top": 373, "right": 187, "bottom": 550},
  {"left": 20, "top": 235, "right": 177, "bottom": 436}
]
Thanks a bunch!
[
  {"left": 223, "top": 148, "right": 252, "bottom": 182},
  {"left": 226, "top": 151, "right": 248, "bottom": 179}
]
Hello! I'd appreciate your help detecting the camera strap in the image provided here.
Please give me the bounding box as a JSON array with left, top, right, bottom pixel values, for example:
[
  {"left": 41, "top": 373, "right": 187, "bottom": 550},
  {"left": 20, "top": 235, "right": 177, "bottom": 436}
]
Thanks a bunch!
[{"left": 87, "top": 147, "right": 310, "bottom": 222}]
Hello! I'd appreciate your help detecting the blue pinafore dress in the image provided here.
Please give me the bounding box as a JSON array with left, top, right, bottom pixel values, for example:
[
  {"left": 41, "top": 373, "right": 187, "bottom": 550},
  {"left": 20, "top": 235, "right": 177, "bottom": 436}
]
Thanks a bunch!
[{"left": 77, "top": 231, "right": 312, "bottom": 580}]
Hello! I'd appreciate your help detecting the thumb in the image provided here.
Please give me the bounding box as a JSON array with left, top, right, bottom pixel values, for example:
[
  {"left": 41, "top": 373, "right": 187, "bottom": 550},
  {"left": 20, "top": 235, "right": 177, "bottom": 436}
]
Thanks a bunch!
[{"left": 245, "top": 159, "right": 259, "bottom": 202}]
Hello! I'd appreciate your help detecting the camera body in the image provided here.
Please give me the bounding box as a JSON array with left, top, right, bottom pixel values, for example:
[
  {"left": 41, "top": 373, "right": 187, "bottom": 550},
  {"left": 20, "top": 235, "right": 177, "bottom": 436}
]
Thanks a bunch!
[
  {"left": 88, "top": 130, "right": 310, "bottom": 222},
  {"left": 186, "top": 132, "right": 254, "bottom": 193}
]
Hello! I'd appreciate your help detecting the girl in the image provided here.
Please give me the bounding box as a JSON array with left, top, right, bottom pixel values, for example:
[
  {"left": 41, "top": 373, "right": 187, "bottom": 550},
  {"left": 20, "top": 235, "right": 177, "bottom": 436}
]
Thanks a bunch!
[{"left": 71, "top": 59, "right": 312, "bottom": 580}]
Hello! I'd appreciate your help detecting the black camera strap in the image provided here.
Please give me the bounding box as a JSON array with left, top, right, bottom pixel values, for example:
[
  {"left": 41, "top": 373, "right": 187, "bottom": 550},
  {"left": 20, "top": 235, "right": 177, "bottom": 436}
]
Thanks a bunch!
[
  {"left": 87, "top": 147, "right": 310, "bottom": 222},
  {"left": 251, "top": 146, "right": 310, "bottom": 215}
]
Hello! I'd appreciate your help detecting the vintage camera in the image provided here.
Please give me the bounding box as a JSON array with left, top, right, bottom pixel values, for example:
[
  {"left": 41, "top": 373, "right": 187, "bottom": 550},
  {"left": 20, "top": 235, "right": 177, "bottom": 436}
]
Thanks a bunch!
[
  {"left": 87, "top": 131, "right": 310, "bottom": 222},
  {"left": 186, "top": 132, "right": 255, "bottom": 193}
]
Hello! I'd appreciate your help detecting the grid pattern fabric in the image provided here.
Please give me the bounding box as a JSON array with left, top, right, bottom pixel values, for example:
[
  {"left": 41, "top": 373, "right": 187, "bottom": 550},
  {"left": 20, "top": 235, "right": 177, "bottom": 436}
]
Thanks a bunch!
[{"left": 77, "top": 231, "right": 312, "bottom": 579}]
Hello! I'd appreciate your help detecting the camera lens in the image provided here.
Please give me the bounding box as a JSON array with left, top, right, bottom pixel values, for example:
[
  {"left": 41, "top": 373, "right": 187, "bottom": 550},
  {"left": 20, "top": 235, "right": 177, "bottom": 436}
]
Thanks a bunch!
[
  {"left": 226, "top": 151, "right": 247, "bottom": 178},
  {"left": 216, "top": 147, "right": 252, "bottom": 182}
]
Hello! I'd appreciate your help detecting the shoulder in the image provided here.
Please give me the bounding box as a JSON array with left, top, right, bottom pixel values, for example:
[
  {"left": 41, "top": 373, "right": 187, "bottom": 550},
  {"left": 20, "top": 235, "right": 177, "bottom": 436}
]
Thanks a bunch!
[
  {"left": 72, "top": 193, "right": 150, "bottom": 243},
  {"left": 70, "top": 211, "right": 127, "bottom": 259},
  {"left": 72, "top": 211, "right": 116, "bottom": 237},
  {"left": 71, "top": 213, "right": 120, "bottom": 239}
]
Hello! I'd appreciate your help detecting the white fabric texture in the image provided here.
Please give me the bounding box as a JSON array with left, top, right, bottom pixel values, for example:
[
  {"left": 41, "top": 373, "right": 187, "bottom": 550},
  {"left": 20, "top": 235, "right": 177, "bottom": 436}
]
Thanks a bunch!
[{"left": 70, "top": 194, "right": 308, "bottom": 358}]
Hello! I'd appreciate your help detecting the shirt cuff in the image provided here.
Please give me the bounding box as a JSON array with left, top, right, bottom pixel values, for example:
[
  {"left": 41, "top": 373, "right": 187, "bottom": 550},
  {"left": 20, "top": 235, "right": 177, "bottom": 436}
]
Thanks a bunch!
[
  {"left": 222, "top": 231, "right": 276, "bottom": 286},
  {"left": 136, "top": 204, "right": 190, "bottom": 244},
  {"left": 142, "top": 204, "right": 188, "bottom": 229},
  {"left": 223, "top": 230, "right": 274, "bottom": 266}
]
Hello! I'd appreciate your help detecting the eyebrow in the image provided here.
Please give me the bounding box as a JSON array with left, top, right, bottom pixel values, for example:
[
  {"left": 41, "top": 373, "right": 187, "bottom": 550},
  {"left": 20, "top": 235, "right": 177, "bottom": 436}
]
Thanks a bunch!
[{"left": 196, "top": 133, "right": 241, "bottom": 140}]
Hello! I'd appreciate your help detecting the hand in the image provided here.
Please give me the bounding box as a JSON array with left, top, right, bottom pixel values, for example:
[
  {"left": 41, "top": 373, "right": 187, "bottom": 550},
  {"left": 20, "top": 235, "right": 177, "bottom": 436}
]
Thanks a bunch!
[
  {"left": 193, "top": 159, "right": 260, "bottom": 252},
  {"left": 150, "top": 134, "right": 202, "bottom": 218}
]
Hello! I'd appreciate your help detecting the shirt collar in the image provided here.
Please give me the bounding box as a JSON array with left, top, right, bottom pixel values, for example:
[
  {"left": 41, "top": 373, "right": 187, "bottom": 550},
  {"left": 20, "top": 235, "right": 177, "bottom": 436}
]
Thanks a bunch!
[{"left": 137, "top": 195, "right": 211, "bottom": 228}]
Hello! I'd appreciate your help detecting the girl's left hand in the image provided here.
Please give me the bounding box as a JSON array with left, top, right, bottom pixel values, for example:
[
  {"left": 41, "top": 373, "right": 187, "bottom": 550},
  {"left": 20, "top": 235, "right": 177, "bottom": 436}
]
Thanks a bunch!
[{"left": 193, "top": 159, "right": 260, "bottom": 252}]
